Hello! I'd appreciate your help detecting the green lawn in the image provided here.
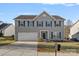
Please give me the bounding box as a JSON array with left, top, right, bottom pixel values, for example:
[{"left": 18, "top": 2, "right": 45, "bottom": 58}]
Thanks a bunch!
[
  {"left": 38, "top": 42, "right": 79, "bottom": 53},
  {"left": 0, "top": 37, "right": 79, "bottom": 53},
  {"left": 38, "top": 42, "right": 79, "bottom": 47},
  {"left": 0, "top": 37, "right": 15, "bottom": 45}
]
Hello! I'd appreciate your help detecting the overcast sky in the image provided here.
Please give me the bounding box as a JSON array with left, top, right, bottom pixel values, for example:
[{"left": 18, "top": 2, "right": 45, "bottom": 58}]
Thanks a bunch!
[{"left": 0, "top": 3, "right": 79, "bottom": 24}]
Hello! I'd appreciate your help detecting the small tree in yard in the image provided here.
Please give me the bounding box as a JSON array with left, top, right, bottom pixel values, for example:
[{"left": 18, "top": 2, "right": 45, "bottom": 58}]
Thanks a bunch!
[
  {"left": 11, "top": 35, "right": 14, "bottom": 40},
  {"left": 38, "top": 38, "right": 44, "bottom": 42},
  {"left": 0, "top": 32, "right": 3, "bottom": 37}
]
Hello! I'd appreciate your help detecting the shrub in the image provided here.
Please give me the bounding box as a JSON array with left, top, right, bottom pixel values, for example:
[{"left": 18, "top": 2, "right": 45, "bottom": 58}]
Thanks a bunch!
[
  {"left": 38, "top": 38, "right": 44, "bottom": 42},
  {"left": 0, "top": 32, "right": 3, "bottom": 37},
  {"left": 11, "top": 35, "right": 14, "bottom": 37}
]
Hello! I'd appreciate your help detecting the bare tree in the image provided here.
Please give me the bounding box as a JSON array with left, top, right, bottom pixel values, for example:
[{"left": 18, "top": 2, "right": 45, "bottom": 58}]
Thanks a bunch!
[
  {"left": 64, "top": 20, "right": 73, "bottom": 40},
  {"left": 65, "top": 19, "right": 73, "bottom": 26}
]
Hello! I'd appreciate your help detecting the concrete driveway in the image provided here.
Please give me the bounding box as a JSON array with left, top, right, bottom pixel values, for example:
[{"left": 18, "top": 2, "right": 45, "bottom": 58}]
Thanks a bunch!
[{"left": 0, "top": 41, "right": 37, "bottom": 56}]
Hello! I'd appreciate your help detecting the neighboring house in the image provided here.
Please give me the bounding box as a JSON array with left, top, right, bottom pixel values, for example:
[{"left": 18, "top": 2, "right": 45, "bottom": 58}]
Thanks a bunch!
[
  {"left": 0, "top": 23, "right": 15, "bottom": 36},
  {"left": 14, "top": 11, "right": 65, "bottom": 41},
  {"left": 70, "top": 20, "right": 79, "bottom": 40}
]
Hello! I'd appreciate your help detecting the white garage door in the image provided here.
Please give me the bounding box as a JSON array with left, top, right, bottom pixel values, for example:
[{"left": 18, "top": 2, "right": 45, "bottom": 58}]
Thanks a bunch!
[{"left": 18, "top": 32, "right": 38, "bottom": 41}]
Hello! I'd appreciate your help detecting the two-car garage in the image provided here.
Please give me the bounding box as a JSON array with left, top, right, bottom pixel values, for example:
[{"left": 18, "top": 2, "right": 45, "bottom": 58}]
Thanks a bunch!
[{"left": 18, "top": 32, "right": 38, "bottom": 41}]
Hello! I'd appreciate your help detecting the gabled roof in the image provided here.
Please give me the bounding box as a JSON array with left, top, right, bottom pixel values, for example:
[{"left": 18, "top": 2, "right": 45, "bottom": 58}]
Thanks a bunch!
[
  {"left": 0, "top": 23, "right": 11, "bottom": 30},
  {"left": 14, "top": 15, "right": 36, "bottom": 19},
  {"left": 14, "top": 15, "right": 65, "bottom": 20},
  {"left": 32, "top": 11, "right": 56, "bottom": 20},
  {"left": 14, "top": 11, "right": 65, "bottom": 20},
  {"left": 52, "top": 15, "right": 65, "bottom": 20}
]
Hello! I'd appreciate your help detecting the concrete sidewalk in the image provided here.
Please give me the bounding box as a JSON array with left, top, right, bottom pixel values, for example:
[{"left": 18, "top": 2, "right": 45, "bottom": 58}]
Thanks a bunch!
[{"left": 38, "top": 52, "right": 79, "bottom": 56}]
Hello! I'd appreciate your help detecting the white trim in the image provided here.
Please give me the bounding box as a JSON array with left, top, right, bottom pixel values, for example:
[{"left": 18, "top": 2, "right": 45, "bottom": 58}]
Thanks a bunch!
[
  {"left": 40, "top": 30, "right": 49, "bottom": 39},
  {"left": 33, "top": 11, "right": 55, "bottom": 21}
]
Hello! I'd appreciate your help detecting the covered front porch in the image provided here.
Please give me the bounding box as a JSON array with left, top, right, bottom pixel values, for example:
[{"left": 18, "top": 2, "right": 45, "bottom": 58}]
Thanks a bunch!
[{"left": 39, "top": 30, "right": 62, "bottom": 41}]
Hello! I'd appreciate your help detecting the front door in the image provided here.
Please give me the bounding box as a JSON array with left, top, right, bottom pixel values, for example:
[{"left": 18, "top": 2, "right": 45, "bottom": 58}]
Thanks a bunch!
[
  {"left": 42, "top": 32, "right": 46, "bottom": 39},
  {"left": 41, "top": 31, "right": 48, "bottom": 39}
]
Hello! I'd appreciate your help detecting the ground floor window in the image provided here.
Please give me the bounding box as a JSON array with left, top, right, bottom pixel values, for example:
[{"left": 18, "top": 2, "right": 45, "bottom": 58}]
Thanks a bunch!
[
  {"left": 51, "top": 32, "right": 61, "bottom": 40},
  {"left": 40, "top": 31, "right": 61, "bottom": 40}
]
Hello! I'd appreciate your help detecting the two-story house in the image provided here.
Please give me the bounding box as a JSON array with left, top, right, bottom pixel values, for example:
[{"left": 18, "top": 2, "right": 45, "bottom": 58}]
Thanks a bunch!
[{"left": 14, "top": 11, "right": 65, "bottom": 41}]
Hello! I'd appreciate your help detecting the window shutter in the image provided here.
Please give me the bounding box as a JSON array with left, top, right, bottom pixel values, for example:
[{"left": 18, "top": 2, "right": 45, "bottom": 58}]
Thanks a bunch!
[
  {"left": 37, "top": 21, "right": 38, "bottom": 27},
  {"left": 54, "top": 21, "right": 56, "bottom": 27},
  {"left": 42, "top": 21, "right": 43, "bottom": 27},
  {"left": 33, "top": 21, "right": 34, "bottom": 27},
  {"left": 23, "top": 21, "right": 25, "bottom": 27},
  {"left": 18, "top": 21, "right": 20, "bottom": 26},
  {"left": 59, "top": 21, "right": 61, "bottom": 26},
  {"left": 51, "top": 21, "right": 52, "bottom": 27},
  {"left": 59, "top": 32, "right": 61, "bottom": 39},
  {"left": 27, "top": 21, "right": 29, "bottom": 27},
  {"left": 46, "top": 21, "right": 47, "bottom": 27},
  {"left": 51, "top": 32, "right": 53, "bottom": 39}
]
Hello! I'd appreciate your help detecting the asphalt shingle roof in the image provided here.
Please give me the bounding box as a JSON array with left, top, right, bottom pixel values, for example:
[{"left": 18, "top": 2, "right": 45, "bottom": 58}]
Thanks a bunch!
[
  {"left": 14, "top": 15, "right": 65, "bottom": 20},
  {"left": 0, "top": 23, "right": 11, "bottom": 30}
]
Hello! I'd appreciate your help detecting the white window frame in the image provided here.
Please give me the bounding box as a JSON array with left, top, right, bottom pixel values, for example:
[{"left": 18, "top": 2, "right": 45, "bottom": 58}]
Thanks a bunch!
[{"left": 37, "top": 21, "right": 43, "bottom": 27}]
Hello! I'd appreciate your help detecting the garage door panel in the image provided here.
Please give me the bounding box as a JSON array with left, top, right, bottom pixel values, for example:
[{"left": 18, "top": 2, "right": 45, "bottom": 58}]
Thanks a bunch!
[{"left": 18, "top": 32, "right": 38, "bottom": 41}]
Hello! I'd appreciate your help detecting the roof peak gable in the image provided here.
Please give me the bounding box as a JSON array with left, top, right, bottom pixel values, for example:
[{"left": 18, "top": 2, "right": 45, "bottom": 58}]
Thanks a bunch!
[{"left": 32, "top": 11, "right": 56, "bottom": 20}]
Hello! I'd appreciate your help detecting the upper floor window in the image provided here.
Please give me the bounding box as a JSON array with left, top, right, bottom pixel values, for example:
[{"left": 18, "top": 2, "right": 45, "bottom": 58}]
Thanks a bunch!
[
  {"left": 18, "top": 21, "right": 25, "bottom": 27},
  {"left": 27, "top": 21, "right": 34, "bottom": 27},
  {"left": 37, "top": 21, "right": 43, "bottom": 27},
  {"left": 18, "top": 20, "right": 20, "bottom": 26},
  {"left": 54, "top": 21, "right": 61, "bottom": 27},
  {"left": 46, "top": 21, "right": 52, "bottom": 27}
]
